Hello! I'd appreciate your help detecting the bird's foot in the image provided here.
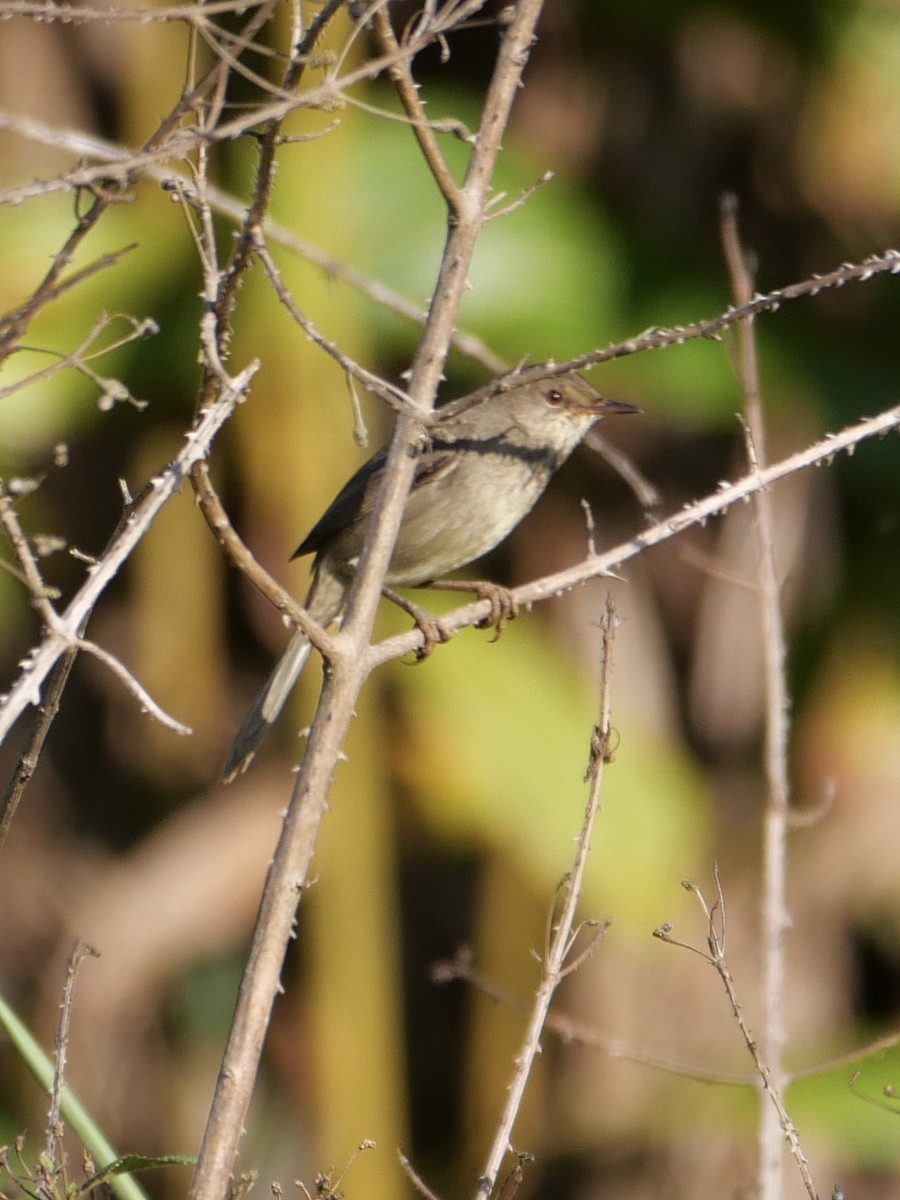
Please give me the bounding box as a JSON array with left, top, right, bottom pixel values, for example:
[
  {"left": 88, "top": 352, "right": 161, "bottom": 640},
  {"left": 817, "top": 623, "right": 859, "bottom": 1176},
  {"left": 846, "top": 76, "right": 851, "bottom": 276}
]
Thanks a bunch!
[
  {"left": 425, "top": 579, "right": 519, "bottom": 642},
  {"left": 382, "top": 586, "right": 452, "bottom": 660}
]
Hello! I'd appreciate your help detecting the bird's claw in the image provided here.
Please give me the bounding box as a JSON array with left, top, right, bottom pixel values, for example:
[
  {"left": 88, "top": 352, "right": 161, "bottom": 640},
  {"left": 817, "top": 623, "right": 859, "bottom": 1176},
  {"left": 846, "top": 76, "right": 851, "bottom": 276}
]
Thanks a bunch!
[
  {"left": 382, "top": 586, "right": 453, "bottom": 662},
  {"left": 424, "top": 578, "right": 518, "bottom": 642},
  {"left": 411, "top": 613, "right": 452, "bottom": 661},
  {"left": 470, "top": 582, "right": 519, "bottom": 641}
]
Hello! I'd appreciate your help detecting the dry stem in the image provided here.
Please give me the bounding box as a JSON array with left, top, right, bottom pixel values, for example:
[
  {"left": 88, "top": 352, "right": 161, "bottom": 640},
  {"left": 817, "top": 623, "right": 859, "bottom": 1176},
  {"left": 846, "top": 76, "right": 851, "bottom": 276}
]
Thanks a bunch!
[
  {"left": 471, "top": 596, "right": 617, "bottom": 1200},
  {"left": 656, "top": 873, "right": 818, "bottom": 1200},
  {"left": 366, "top": 400, "right": 900, "bottom": 667},
  {"left": 186, "top": 6, "right": 549, "bottom": 1197},
  {"left": 0, "top": 362, "right": 257, "bottom": 746},
  {"left": 720, "top": 196, "right": 794, "bottom": 1200}
]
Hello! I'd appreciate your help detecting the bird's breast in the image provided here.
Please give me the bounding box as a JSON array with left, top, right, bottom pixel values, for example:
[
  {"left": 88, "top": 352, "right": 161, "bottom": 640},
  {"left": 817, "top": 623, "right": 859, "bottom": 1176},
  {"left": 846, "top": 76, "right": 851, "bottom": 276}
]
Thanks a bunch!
[{"left": 384, "top": 452, "right": 552, "bottom": 586}]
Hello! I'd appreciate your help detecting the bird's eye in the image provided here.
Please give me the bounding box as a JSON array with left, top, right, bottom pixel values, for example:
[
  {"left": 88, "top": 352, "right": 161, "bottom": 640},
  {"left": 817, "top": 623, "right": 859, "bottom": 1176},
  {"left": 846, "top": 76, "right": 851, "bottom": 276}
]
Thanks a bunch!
[{"left": 545, "top": 388, "right": 564, "bottom": 406}]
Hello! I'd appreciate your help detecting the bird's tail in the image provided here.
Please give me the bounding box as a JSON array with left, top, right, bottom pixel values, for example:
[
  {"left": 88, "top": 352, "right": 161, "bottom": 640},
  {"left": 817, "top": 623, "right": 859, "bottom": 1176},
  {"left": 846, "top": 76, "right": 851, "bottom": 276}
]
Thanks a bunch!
[{"left": 221, "top": 630, "right": 313, "bottom": 781}]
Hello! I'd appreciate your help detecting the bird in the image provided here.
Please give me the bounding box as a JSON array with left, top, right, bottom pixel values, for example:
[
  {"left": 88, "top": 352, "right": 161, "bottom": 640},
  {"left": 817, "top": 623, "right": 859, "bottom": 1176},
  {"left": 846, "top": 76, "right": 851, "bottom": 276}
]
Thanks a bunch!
[{"left": 222, "top": 370, "right": 638, "bottom": 779}]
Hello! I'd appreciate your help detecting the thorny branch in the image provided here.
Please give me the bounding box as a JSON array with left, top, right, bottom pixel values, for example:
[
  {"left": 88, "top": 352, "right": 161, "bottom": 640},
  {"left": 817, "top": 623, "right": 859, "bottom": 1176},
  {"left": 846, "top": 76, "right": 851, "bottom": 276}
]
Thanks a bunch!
[
  {"left": 372, "top": 5, "right": 463, "bottom": 208},
  {"left": 1, "top": 4, "right": 899, "bottom": 1196},
  {"left": 5, "top": 103, "right": 900, "bottom": 379},
  {"left": 0, "top": 360, "right": 259, "bottom": 745},
  {"left": 187, "top": 5, "right": 550, "bottom": 1198},
  {"left": 471, "top": 597, "right": 616, "bottom": 1200},
  {"left": 720, "top": 195, "right": 793, "bottom": 1200},
  {"left": 436, "top": 949, "right": 900, "bottom": 1090},
  {"left": 366, "top": 399, "right": 900, "bottom": 667},
  {"left": 655, "top": 872, "right": 819, "bottom": 1200},
  {"left": 45, "top": 942, "right": 99, "bottom": 1172}
]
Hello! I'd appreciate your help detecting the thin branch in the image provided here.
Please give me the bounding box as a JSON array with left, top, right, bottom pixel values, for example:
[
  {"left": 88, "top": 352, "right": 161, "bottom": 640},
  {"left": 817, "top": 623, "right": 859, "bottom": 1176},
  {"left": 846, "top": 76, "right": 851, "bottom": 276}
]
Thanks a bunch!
[
  {"left": 434, "top": 951, "right": 759, "bottom": 1087},
  {"left": 473, "top": 596, "right": 616, "bottom": 1200},
  {"left": 366, "top": 399, "right": 900, "bottom": 667},
  {"left": 0, "top": 15, "right": 487, "bottom": 207},
  {"left": 0, "top": 483, "right": 58, "bottom": 624},
  {"left": 0, "top": 242, "right": 138, "bottom": 344},
  {"left": 655, "top": 873, "right": 819, "bottom": 1200},
  {"left": 398, "top": 1153, "right": 443, "bottom": 1200},
  {"left": 0, "top": 359, "right": 258, "bottom": 745},
  {"left": 791, "top": 1027, "right": 900, "bottom": 1082},
  {"left": 849, "top": 1071, "right": 900, "bottom": 1115},
  {"left": 338, "top": 88, "right": 474, "bottom": 141},
  {"left": 0, "top": 110, "right": 502, "bottom": 367},
  {"left": 720, "top": 194, "right": 792, "bottom": 1200},
  {"left": 10, "top": 111, "right": 900, "bottom": 380},
  {"left": 212, "top": 0, "right": 347, "bottom": 351},
  {"left": 190, "top": 461, "right": 340, "bottom": 656},
  {"left": 182, "top": 0, "right": 349, "bottom": 662},
  {"left": 45, "top": 943, "right": 100, "bottom": 1169},
  {"left": 372, "top": 6, "right": 462, "bottom": 209},
  {"left": 441, "top": 951, "right": 900, "bottom": 1088},
  {"left": 584, "top": 429, "right": 662, "bottom": 509},
  {"left": 0, "top": 0, "right": 262, "bottom": 354},
  {"left": 0, "top": 191, "right": 120, "bottom": 361},
  {"left": 0, "top": 0, "right": 274, "bottom": 22},
  {"left": 0, "top": 645, "right": 78, "bottom": 851},
  {"left": 0, "top": 0, "right": 280, "bottom": 384},
  {"left": 0, "top": 314, "right": 156, "bottom": 407},
  {"left": 484, "top": 170, "right": 554, "bottom": 222},
  {"left": 251, "top": 231, "right": 422, "bottom": 417},
  {"left": 0, "top": 485, "right": 70, "bottom": 848},
  {"left": 507, "top": 248, "right": 900, "bottom": 379},
  {"left": 73, "top": 637, "right": 192, "bottom": 735},
  {"left": 187, "top": 6, "right": 547, "bottom": 1197}
]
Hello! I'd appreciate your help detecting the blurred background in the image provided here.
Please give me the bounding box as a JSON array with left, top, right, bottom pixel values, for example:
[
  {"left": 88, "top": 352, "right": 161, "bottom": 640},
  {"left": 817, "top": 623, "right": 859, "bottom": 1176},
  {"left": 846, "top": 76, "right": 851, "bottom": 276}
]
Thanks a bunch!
[{"left": 1, "top": 1, "right": 900, "bottom": 1198}]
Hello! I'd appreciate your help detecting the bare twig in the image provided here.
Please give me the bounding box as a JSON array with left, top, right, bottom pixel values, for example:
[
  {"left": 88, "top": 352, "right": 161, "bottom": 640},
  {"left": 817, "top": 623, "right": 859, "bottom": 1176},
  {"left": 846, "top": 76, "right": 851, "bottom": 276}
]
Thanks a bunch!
[
  {"left": 73, "top": 637, "right": 192, "bottom": 735},
  {"left": 435, "top": 950, "right": 760, "bottom": 1086},
  {"left": 472, "top": 596, "right": 616, "bottom": 1200},
  {"left": 430, "top": 246, "right": 900, "bottom": 394},
  {"left": 372, "top": 6, "right": 462, "bottom": 208},
  {"left": 8, "top": 108, "right": 900, "bottom": 380},
  {"left": 180, "top": 0, "right": 348, "bottom": 667},
  {"left": 484, "top": 170, "right": 554, "bottom": 222},
  {"left": 0, "top": 360, "right": 258, "bottom": 745},
  {"left": 0, "top": 314, "right": 156, "bottom": 407},
  {"left": 0, "top": 472, "right": 88, "bottom": 842},
  {"left": 0, "top": 241, "right": 138, "bottom": 347},
  {"left": 0, "top": 482, "right": 58, "bottom": 623},
  {"left": 0, "top": 0, "right": 280, "bottom": 360},
  {"left": 0, "top": 645, "right": 77, "bottom": 851},
  {"left": 0, "top": 191, "right": 123, "bottom": 361},
  {"left": 584, "top": 429, "right": 662, "bottom": 509},
  {"left": 441, "top": 944, "right": 900, "bottom": 1087},
  {"left": 190, "top": 463, "right": 340, "bottom": 655},
  {"left": 367, "top": 400, "right": 900, "bottom": 666},
  {"left": 398, "top": 1152, "right": 443, "bottom": 1200},
  {"left": 187, "top": 7, "right": 548, "bottom": 1199},
  {"left": 45, "top": 943, "right": 100, "bottom": 1170},
  {"left": 251, "top": 231, "right": 421, "bottom": 416},
  {"left": 794, "top": 1027, "right": 900, "bottom": 1081},
  {"left": 211, "top": 0, "right": 347, "bottom": 356},
  {"left": 0, "top": 0, "right": 273, "bottom": 23},
  {"left": 0, "top": 108, "right": 507, "bottom": 372},
  {"left": 849, "top": 1071, "right": 900, "bottom": 1115},
  {"left": 720, "top": 194, "right": 793, "bottom": 1200},
  {"left": 0, "top": 13, "right": 494, "bottom": 208},
  {"left": 655, "top": 872, "right": 819, "bottom": 1200}
]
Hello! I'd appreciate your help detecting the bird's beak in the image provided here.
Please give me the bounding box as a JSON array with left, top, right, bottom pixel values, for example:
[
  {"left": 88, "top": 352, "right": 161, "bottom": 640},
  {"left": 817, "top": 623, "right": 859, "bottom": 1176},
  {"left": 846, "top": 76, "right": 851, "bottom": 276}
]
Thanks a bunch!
[{"left": 593, "top": 396, "right": 641, "bottom": 416}]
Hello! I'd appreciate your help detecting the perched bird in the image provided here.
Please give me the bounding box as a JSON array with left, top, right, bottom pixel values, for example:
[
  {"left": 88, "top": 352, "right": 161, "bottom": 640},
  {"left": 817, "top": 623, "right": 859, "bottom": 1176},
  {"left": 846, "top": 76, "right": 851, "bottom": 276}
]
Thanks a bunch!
[{"left": 223, "top": 371, "right": 637, "bottom": 779}]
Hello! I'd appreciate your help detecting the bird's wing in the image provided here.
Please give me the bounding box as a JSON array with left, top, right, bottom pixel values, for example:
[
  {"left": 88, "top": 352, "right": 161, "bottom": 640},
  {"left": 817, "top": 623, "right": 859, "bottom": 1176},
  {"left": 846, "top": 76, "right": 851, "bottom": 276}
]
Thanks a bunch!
[
  {"left": 292, "top": 449, "right": 387, "bottom": 559},
  {"left": 291, "top": 444, "right": 459, "bottom": 559}
]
